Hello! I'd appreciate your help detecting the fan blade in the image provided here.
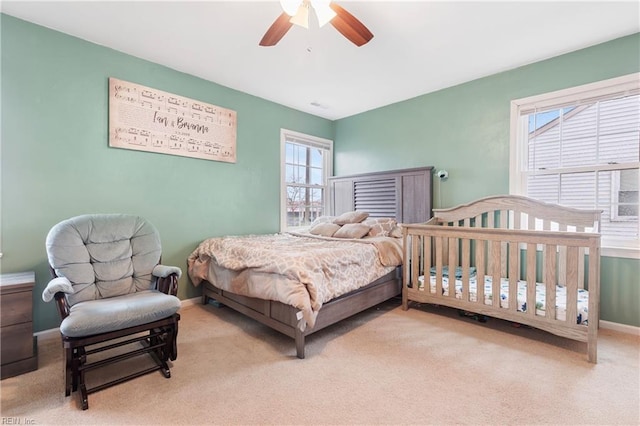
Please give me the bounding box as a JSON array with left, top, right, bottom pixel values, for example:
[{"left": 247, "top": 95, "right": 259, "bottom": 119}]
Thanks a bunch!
[
  {"left": 259, "top": 12, "right": 294, "bottom": 46},
  {"left": 329, "top": 3, "right": 373, "bottom": 47}
]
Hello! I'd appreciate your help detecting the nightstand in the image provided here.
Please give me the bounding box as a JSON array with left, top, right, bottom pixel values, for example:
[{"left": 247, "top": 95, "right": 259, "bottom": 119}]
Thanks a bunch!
[{"left": 1, "top": 271, "right": 38, "bottom": 379}]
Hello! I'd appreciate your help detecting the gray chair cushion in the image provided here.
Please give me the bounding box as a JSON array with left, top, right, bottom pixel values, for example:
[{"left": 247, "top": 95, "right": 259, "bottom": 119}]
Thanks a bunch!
[
  {"left": 60, "top": 290, "right": 181, "bottom": 337},
  {"left": 46, "top": 214, "right": 162, "bottom": 306}
]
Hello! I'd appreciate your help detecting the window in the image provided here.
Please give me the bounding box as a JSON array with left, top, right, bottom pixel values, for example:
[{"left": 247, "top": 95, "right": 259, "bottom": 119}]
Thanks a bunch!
[
  {"left": 510, "top": 73, "right": 640, "bottom": 258},
  {"left": 280, "top": 129, "right": 333, "bottom": 231}
]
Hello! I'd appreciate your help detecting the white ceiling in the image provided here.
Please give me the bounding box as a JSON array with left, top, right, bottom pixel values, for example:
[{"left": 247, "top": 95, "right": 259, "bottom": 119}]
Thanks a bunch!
[{"left": 2, "top": 1, "right": 639, "bottom": 120}]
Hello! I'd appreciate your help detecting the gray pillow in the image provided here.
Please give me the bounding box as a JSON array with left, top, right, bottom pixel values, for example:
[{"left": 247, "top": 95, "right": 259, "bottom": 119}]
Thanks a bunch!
[
  {"left": 333, "top": 223, "right": 371, "bottom": 239},
  {"left": 310, "top": 222, "right": 341, "bottom": 237},
  {"left": 333, "top": 211, "right": 369, "bottom": 225}
]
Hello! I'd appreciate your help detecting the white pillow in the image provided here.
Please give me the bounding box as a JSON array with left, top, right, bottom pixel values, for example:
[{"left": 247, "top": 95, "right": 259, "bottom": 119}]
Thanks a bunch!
[{"left": 310, "top": 215, "right": 335, "bottom": 227}]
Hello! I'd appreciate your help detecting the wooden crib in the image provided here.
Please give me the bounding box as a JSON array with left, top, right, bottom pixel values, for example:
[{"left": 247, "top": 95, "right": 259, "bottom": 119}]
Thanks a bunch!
[{"left": 402, "top": 195, "right": 601, "bottom": 363}]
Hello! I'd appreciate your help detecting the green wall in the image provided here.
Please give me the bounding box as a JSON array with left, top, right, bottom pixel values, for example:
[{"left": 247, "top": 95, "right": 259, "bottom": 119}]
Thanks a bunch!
[
  {"left": 334, "top": 33, "right": 640, "bottom": 327},
  {"left": 2, "top": 14, "right": 639, "bottom": 330},
  {"left": 0, "top": 14, "right": 333, "bottom": 332}
]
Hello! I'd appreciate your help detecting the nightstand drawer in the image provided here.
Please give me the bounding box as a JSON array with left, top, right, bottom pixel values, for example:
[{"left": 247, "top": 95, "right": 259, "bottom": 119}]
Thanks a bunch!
[
  {"left": 0, "top": 322, "right": 34, "bottom": 361},
  {"left": 1, "top": 271, "right": 38, "bottom": 379},
  {"left": 1, "top": 290, "right": 32, "bottom": 325}
]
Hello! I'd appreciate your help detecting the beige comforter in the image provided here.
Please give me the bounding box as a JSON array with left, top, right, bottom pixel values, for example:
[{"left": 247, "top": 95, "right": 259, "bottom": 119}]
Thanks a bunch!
[{"left": 187, "top": 232, "right": 402, "bottom": 328}]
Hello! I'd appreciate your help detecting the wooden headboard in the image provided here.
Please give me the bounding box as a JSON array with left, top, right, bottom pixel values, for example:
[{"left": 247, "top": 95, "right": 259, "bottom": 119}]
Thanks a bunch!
[{"left": 328, "top": 167, "right": 433, "bottom": 224}]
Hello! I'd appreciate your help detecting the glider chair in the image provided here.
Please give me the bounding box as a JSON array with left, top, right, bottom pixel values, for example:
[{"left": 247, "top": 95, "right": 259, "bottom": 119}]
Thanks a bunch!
[{"left": 42, "top": 214, "right": 181, "bottom": 410}]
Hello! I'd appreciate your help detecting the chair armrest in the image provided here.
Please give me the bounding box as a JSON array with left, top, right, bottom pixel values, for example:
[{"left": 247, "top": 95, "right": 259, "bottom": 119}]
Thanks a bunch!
[
  {"left": 42, "top": 277, "right": 74, "bottom": 319},
  {"left": 153, "top": 265, "right": 181, "bottom": 296},
  {"left": 152, "top": 265, "right": 182, "bottom": 279},
  {"left": 42, "top": 277, "right": 74, "bottom": 302}
]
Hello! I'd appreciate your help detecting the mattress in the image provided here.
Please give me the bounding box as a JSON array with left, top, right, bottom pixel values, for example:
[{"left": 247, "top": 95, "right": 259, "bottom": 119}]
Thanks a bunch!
[{"left": 417, "top": 273, "right": 589, "bottom": 325}]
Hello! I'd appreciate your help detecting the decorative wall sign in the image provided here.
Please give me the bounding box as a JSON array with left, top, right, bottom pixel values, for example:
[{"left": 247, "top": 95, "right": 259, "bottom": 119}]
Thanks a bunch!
[{"left": 108, "top": 77, "right": 237, "bottom": 163}]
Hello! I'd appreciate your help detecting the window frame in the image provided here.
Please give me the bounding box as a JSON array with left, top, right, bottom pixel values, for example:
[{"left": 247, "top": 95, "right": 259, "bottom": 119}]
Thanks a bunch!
[
  {"left": 509, "top": 73, "right": 640, "bottom": 259},
  {"left": 611, "top": 169, "right": 639, "bottom": 221},
  {"left": 280, "top": 128, "right": 333, "bottom": 232}
]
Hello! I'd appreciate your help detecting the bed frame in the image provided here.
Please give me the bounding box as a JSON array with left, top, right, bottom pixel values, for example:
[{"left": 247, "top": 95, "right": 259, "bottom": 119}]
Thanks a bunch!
[
  {"left": 402, "top": 195, "right": 601, "bottom": 363},
  {"left": 202, "top": 167, "right": 433, "bottom": 358}
]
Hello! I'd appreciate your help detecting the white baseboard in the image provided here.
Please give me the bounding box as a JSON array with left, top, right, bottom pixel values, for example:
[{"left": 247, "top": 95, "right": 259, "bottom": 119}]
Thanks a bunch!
[
  {"left": 180, "top": 296, "right": 201, "bottom": 308},
  {"left": 600, "top": 320, "right": 640, "bottom": 336},
  {"left": 34, "top": 328, "right": 60, "bottom": 343},
  {"left": 34, "top": 296, "right": 203, "bottom": 344}
]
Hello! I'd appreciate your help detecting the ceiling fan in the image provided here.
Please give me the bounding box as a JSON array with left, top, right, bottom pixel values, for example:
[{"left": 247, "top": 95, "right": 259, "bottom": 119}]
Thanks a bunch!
[{"left": 259, "top": 0, "right": 374, "bottom": 47}]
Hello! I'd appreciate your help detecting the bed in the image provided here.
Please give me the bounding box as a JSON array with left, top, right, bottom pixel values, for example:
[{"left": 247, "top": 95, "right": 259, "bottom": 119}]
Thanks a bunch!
[
  {"left": 188, "top": 167, "right": 433, "bottom": 358},
  {"left": 402, "top": 195, "right": 601, "bottom": 363}
]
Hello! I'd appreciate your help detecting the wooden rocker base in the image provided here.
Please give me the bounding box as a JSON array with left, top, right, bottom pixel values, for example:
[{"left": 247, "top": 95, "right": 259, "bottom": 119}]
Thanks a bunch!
[{"left": 63, "top": 313, "right": 180, "bottom": 410}]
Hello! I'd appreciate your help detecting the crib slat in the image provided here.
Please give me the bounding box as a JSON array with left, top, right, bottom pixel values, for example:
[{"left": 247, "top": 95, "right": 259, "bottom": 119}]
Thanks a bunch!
[
  {"left": 565, "top": 246, "right": 579, "bottom": 325},
  {"left": 423, "top": 234, "right": 431, "bottom": 293},
  {"left": 435, "top": 236, "right": 444, "bottom": 297},
  {"left": 442, "top": 227, "right": 449, "bottom": 270},
  {"left": 577, "top": 247, "right": 586, "bottom": 290},
  {"left": 558, "top": 224, "right": 567, "bottom": 285},
  {"left": 491, "top": 240, "right": 501, "bottom": 307},
  {"left": 526, "top": 243, "right": 537, "bottom": 318},
  {"left": 487, "top": 213, "right": 495, "bottom": 274},
  {"left": 411, "top": 234, "right": 420, "bottom": 291},
  {"left": 545, "top": 244, "right": 557, "bottom": 321},
  {"left": 450, "top": 221, "right": 459, "bottom": 273},
  {"left": 558, "top": 246, "right": 568, "bottom": 285},
  {"left": 500, "top": 211, "right": 508, "bottom": 277},
  {"left": 447, "top": 233, "right": 458, "bottom": 299},
  {"left": 448, "top": 236, "right": 457, "bottom": 299},
  {"left": 508, "top": 241, "right": 519, "bottom": 313},
  {"left": 475, "top": 238, "right": 486, "bottom": 306},
  {"left": 461, "top": 238, "right": 470, "bottom": 301}
]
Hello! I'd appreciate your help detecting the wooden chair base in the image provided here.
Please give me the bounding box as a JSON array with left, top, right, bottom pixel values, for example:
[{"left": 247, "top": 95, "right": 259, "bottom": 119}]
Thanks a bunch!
[{"left": 63, "top": 314, "right": 179, "bottom": 410}]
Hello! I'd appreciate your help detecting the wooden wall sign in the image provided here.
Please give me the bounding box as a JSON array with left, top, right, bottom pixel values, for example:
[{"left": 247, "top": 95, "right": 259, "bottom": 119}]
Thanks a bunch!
[{"left": 108, "top": 77, "right": 237, "bottom": 163}]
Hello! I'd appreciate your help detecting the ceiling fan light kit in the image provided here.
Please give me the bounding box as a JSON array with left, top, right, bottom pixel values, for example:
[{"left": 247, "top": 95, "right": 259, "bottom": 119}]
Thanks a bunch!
[
  {"left": 280, "top": 0, "right": 301, "bottom": 16},
  {"left": 289, "top": 4, "right": 310, "bottom": 29},
  {"left": 314, "top": 1, "right": 338, "bottom": 27},
  {"left": 281, "top": 0, "right": 335, "bottom": 28},
  {"left": 259, "top": 0, "right": 373, "bottom": 47}
]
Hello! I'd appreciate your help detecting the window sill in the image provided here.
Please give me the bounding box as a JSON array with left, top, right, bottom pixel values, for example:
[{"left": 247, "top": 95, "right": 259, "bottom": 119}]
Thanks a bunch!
[{"left": 601, "top": 245, "right": 640, "bottom": 260}]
